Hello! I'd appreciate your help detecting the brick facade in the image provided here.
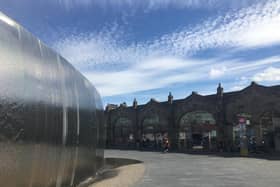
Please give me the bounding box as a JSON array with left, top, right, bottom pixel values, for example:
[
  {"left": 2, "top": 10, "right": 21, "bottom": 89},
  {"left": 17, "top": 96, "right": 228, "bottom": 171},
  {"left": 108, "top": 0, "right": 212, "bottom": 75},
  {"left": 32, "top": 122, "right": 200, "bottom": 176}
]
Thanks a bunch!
[{"left": 105, "top": 82, "right": 280, "bottom": 152}]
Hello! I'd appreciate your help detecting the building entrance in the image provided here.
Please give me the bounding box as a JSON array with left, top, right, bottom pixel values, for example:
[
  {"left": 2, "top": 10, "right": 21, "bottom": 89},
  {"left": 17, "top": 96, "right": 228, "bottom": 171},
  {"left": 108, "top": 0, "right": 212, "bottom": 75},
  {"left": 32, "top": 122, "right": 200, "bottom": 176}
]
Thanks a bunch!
[
  {"left": 113, "top": 117, "right": 133, "bottom": 148},
  {"left": 260, "top": 114, "right": 275, "bottom": 152},
  {"left": 178, "top": 111, "right": 217, "bottom": 151},
  {"left": 192, "top": 134, "right": 202, "bottom": 147},
  {"left": 141, "top": 115, "right": 168, "bottom": 151}
]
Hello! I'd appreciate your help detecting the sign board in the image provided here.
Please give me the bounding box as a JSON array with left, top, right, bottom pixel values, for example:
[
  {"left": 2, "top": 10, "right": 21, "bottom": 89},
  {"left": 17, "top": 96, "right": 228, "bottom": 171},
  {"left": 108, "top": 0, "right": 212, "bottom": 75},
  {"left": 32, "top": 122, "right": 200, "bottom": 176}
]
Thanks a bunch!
[
  {"left": 239, "top": 118, "right": 245, "bottom": 123},
  {"left": 179, "top": 132, "right": 186, "bottom": 140},
  {"left": 211, "top": 130, "right": 217, "bottom": 137}
]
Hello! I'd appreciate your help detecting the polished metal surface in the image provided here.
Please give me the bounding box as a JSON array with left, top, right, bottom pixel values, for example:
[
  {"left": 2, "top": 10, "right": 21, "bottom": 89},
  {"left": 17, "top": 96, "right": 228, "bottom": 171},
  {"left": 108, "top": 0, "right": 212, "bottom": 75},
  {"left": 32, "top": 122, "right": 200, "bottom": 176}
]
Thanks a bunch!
[{"left": 0, "top": 12, "right": 104, "bottom": 187}]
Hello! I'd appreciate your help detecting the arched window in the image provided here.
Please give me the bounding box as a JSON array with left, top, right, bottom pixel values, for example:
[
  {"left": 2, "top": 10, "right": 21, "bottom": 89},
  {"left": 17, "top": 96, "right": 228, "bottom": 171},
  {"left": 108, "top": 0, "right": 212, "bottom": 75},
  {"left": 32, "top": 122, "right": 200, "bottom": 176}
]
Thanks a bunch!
[
  {"left": 114, "top": 117, "right": 133, "bottom": 145},
  {"left": 180, "top": 111, "right": 216, "bottom": 128},
  {"left": 143, "top": 115, "right": 159, "bottom": 133},
  {"left": 141, "top": 115, "right": 167, "bottom": 150},
  {"left": 178, "top": 111, "right": 216, "bottom": 150}
]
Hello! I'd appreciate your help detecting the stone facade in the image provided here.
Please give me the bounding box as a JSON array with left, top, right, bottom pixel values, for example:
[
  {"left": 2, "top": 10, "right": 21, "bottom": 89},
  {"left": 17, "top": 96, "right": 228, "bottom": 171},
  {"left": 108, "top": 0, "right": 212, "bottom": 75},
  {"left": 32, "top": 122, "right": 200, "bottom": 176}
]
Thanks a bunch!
[{"left": 105, "top": 82, "right": 280, "bottom": 152}]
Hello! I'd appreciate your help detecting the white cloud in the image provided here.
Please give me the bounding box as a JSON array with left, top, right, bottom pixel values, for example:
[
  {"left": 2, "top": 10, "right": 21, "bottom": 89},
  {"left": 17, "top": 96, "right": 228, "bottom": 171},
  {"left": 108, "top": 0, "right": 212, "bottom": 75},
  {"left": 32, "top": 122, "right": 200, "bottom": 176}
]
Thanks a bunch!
[
  {"left": 52, "top": 0, "right": 280, "bottom": 97},
  {"left": 208, "top": 56, "right": 280, "bottom": 81},
  {"left": 55, "top": 0, "right": 280, "bottom": 67},
  {"left": 228, "top": 76, "right": 251, "bottom": 92},
  {"left": 229, "top": 56, "right": 280, "bottom": 73},
  {"left": 83, "top": 56, "right": 280, "bottom": 96},
  {"left": 228, "top": 66, "right": 280, "bottom": 92},
  {"left": 252, "top": 67, "right": 280, "bottom": 82},
  {"left": 85, "top": 57, "right": 210, "bottom": 96},
  {"left": 209, "top": 66, "right": 227, "bottom": 78},
  {"left": 230, "top": 85, "right": 247, "bottom": 91},
  {"left": 239, "top": 15, "right": 280, "bottom": 47},
  {"left": 52, "top": 0, "right": 258, "bottom": 10},
  {"left": 163, "top": 0, "right": 280, "bottom": 53}
]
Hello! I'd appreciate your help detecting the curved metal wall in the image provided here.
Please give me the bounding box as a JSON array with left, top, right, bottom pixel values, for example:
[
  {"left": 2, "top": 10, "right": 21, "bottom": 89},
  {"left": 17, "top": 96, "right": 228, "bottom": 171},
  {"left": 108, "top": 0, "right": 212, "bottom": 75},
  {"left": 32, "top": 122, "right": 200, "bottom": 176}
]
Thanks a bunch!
[{"left": 0, "top": 12, "right": 104, "bottom": 187}]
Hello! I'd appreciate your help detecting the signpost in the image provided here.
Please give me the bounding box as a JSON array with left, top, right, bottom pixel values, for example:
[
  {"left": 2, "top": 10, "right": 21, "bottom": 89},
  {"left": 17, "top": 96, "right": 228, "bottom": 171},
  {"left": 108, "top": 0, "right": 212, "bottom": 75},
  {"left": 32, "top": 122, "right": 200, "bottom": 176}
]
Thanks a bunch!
[{"left": 237, "top": 115, "right": 251, "bottom": 156}]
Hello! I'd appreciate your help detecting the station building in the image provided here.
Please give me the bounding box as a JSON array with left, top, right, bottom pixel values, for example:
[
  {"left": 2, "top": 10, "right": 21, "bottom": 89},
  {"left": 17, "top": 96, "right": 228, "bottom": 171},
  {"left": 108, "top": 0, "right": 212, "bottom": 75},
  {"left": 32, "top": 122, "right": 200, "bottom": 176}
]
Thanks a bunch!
[{"left": 105, "top": 82, "right": 280, "bottom": 152}]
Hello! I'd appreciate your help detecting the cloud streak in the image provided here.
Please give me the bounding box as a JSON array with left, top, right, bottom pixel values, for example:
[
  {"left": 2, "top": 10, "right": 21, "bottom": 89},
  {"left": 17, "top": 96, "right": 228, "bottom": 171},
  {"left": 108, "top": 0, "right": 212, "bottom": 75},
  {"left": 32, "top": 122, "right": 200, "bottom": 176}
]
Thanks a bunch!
[
  {"left": 84, "top": 56, "right": 280, "bottom": 96},
  {"left": 253, "top": 67, "right": 280, "bottom": 82},
  {"left": 53, "top": 0, "right": 260, "bottom": 10},
  {"left": 53, "top": 0, "right": 280, "bottom": 97},
  {"left": 160, "top": 0, "right": 280, "bottom": 54},
  {"left": 55, "top": 0, "right": 280, "bottom": 66}
]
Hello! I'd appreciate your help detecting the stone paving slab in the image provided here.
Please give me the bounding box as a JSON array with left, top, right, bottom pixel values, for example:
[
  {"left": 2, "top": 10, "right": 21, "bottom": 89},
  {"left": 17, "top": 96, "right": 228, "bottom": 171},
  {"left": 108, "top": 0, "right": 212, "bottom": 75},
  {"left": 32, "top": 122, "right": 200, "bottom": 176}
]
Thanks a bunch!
[
  {"left": 105, "top": 150, "right": 280, "bottom": 187},
  {"left": 90, "top": 163, "right": 145, "bottom": 187}
]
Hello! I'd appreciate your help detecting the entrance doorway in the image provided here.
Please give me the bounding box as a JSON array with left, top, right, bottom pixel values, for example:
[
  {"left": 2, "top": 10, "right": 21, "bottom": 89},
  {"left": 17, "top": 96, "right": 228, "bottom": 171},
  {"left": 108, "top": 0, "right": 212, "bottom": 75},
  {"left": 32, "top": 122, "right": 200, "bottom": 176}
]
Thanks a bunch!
[
  {"left": 192, "top": 134, "right": 202, "bottom": 146},
  {"left": 178, "top": 111, "right": 217, "bottom": 151},
  {"left": 113, "top": 117, "right": 133, "bottom": 148},
  {"left": 192, "top": 134, "right": 203, "bottom": 149}
]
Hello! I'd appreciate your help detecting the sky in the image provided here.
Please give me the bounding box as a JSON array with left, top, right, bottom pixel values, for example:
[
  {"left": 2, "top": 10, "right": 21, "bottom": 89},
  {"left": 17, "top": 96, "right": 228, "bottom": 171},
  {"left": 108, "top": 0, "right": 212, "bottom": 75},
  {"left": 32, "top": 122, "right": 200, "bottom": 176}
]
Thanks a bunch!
[{"left": 0, "top": 0, "right": 280, "bottom": 106}]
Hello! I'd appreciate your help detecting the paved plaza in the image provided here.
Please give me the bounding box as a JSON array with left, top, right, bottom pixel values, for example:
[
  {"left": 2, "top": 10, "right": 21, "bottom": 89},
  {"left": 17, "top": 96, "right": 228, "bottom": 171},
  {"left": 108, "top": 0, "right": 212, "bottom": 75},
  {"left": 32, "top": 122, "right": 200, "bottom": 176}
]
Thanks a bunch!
[{"left": 104, "top": 150, "right": 280, "bottom": 187}]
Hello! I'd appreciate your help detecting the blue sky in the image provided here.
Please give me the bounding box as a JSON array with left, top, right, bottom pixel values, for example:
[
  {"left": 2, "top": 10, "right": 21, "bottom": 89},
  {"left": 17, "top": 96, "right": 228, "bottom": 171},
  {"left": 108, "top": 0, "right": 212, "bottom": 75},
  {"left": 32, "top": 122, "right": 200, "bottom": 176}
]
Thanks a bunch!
[{"left": 1, "top": 0, "right": 280, "bottom": 106}]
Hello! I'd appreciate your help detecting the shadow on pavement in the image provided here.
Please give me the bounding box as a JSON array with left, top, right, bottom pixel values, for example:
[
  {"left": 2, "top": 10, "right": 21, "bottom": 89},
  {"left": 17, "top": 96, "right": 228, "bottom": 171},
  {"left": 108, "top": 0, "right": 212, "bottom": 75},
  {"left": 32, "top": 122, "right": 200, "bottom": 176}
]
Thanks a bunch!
[
  {"left": 105, "top": 157, "right": 143, "bottom": 168},
  {"left": 84, "top": 157, "right": 143, "bottom": 186}
]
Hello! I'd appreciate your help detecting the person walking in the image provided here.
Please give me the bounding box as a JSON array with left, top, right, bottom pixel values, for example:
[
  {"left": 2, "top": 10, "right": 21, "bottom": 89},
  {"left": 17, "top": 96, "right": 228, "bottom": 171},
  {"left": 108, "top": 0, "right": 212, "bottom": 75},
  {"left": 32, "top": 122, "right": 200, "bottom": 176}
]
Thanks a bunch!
[{"left": 163, "top": 137, "right": 170, "bottom": 153}]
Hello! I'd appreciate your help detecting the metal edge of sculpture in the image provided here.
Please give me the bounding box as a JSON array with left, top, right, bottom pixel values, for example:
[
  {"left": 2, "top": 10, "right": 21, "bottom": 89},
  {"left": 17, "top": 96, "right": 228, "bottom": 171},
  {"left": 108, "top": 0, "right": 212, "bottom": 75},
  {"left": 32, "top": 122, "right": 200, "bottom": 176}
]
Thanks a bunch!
[{"left": 0, "top": 12, "right": 105, "bottom": 187}]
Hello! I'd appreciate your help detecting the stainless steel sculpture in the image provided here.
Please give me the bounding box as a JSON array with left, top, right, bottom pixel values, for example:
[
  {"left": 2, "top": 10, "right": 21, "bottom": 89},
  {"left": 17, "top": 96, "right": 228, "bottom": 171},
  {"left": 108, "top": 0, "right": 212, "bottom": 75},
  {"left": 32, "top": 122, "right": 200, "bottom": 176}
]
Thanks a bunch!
[{"left": 0, "top": 12, "right": 105, "bottom": 187}]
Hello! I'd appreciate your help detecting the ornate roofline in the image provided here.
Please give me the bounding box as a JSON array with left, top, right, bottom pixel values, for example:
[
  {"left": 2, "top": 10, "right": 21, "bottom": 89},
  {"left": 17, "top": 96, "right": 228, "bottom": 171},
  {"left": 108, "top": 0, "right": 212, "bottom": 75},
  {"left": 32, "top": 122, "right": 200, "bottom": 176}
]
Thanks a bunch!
[{"left": 106, "top": 82, "right": 280, "bottom": 111}]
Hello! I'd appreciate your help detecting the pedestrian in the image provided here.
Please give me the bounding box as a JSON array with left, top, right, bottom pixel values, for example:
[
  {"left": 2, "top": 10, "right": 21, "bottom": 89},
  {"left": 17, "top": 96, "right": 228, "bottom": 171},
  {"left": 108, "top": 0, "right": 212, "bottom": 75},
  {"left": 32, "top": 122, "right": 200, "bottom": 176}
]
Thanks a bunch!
[{"left": 163, "top": 137, "right": 170, "bottom": 153}]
